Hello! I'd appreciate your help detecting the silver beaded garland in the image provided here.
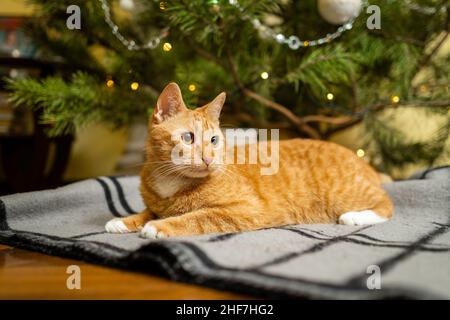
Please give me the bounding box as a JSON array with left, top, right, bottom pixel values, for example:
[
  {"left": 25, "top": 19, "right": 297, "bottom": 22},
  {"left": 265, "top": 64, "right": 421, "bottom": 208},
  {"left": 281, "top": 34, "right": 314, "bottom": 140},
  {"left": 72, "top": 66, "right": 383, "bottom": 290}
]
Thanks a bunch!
[
  {"left": 228, "top": 0, "right": 443, "bottom": 50},
  {"left": 229, "top": 0, "right": 357, "bottom": 49},
  {"left": 98, "top": 0, "right": 443, "bottom": 52},
  {"left": 98, "top": 0, "right": 167, "bottom": 51}
]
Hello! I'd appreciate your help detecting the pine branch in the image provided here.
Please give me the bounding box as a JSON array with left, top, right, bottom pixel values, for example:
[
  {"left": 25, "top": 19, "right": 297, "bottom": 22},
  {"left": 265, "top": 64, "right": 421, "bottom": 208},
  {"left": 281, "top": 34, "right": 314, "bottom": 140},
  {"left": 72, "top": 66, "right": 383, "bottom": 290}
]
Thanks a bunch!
[
  {"left": 324, "top": 99, "right": 450, "bottom": 136},
  {"left": 6, "top": 72, "right": 150, "bottom": 136},
  {"left": 303, "top": 115, "right": 353, "bottom": 125},
  {"left": 241, "top": 88, "right": 321, "bottom": 139},
  {"left": 224, "top": 46, "right": 321, "bottom": 138},
  {"left": 413, "top": 31, "right": 450, "bottom": 80}
]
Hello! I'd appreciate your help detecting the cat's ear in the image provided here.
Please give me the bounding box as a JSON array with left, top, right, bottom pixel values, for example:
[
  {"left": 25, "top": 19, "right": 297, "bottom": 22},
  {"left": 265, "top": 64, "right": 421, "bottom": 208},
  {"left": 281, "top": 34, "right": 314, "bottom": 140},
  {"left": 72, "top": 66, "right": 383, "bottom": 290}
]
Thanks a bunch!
[
  {"left": 153, "top": 82, "right": 186, "bottom": 123},
  {"left": 205, "top": 92, "right": 226, "bottom": 122}
]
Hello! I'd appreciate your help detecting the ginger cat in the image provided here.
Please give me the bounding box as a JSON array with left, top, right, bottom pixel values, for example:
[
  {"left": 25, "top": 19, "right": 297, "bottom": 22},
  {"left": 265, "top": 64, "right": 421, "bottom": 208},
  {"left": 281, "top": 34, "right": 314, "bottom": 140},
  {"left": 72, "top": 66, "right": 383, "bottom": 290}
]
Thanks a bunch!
[{"left": 106, "top": 83, "right": 393, "bottom": 239}]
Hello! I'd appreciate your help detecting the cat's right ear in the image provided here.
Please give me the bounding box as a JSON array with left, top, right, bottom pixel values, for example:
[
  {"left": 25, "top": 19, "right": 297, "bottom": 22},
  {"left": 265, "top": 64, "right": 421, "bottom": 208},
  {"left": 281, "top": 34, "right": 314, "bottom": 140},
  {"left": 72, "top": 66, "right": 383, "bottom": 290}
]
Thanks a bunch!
[{"left": 153, "top": 82, "right": 186, "bottom": 124}]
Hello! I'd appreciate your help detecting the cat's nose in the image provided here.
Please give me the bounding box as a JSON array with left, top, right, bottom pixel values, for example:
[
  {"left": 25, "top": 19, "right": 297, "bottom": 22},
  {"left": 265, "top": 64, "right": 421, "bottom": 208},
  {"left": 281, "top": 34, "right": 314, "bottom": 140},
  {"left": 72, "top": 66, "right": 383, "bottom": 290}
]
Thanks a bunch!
[{"left": 202, "top": 157, "right": 213, "bottom": 166}]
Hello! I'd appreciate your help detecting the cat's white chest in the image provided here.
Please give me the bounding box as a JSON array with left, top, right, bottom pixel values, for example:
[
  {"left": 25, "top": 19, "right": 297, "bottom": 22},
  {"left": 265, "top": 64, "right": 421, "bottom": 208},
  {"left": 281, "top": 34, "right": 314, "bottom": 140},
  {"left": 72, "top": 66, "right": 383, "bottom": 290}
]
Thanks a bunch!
[{"left": 152, "top": 175, "right": 187, "bottom": 199}]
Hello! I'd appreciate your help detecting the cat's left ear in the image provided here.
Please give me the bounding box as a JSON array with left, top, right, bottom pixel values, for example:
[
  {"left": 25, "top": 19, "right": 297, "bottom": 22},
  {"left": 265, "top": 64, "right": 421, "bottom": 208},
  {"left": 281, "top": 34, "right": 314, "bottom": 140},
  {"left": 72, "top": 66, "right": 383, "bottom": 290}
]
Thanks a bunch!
[
  {"left": 153, "top": 82, "right": 187, "bottom": 124},
  {"left": 205, "top": 92, "right": 226, "bottom": 122}
]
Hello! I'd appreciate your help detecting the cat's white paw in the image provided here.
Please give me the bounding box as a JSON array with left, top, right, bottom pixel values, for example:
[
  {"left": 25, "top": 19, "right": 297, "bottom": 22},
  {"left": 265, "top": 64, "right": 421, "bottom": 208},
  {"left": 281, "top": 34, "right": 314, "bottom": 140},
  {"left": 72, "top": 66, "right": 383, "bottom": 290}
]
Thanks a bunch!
[
  {"left": 339, "top": 210, "right": 388, "bottom": 226},
  {"left": 140, "top": 223, "right": 167, "bottom": 239},
  {"left": 105, "top": 218, "right": 130, "bottom": 233}
]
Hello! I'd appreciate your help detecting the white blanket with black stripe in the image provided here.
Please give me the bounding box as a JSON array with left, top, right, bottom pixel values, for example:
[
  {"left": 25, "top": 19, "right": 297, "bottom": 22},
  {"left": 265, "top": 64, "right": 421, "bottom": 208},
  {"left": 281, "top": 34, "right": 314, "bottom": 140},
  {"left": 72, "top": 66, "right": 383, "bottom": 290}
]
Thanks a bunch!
[{"left": 0, "top": 167, "right": 449, "bottom": 299}]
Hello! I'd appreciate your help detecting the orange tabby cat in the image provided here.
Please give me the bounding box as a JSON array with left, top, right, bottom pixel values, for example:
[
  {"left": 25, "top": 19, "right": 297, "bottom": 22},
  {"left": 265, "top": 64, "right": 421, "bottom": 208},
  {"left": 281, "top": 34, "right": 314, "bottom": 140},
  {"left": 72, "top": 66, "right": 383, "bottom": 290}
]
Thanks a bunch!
[{"left": 106, "top": 83, "right": 393, "bottom": 238}]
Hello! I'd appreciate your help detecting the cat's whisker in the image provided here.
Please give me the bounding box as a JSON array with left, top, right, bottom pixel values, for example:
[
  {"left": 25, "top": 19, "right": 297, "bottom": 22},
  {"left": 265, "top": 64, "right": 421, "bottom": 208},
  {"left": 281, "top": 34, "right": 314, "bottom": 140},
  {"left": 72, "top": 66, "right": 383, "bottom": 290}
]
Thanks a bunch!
[
  {"left": 106, "top": 83, "right": 394, "bottom": 241},
  {"left": 152, "top": 163, "right": 195, "bottom": 180},
  {"left": 151, "top": 165, "right": 180, "bottom": 178},
  {"left": 145, "top": 160, "right": 176, "bottom": 165},
  {"left": 152, "top": 167, "right": 181, "bottom": 179}
]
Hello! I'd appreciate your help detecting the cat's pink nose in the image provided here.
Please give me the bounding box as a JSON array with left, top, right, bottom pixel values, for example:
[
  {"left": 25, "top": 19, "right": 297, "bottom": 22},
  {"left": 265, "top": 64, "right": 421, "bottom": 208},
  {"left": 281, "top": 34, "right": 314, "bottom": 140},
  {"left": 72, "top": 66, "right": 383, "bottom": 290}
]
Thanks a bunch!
[{"left": 203, "top": 157, "right": 213, "bottom": 166}]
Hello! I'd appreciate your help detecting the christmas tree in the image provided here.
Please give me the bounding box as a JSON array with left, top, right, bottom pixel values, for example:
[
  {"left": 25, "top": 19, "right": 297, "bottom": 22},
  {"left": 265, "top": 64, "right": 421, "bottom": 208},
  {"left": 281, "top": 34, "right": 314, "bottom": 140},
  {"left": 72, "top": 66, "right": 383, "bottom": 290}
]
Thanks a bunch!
[{"left": 6, "top": 0, "right": 450, "bottom": 177}]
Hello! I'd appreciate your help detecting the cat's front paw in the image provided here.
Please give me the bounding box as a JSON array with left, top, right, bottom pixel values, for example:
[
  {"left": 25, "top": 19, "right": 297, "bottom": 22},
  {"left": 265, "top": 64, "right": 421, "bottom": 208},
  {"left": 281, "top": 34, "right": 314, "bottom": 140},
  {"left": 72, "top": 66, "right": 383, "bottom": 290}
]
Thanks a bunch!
[
  {"left": 105, "top": 218, "right": 130, "bottom": 233},
  {"left": 140, "top": 222, "right": 168, "bottom": 239}
]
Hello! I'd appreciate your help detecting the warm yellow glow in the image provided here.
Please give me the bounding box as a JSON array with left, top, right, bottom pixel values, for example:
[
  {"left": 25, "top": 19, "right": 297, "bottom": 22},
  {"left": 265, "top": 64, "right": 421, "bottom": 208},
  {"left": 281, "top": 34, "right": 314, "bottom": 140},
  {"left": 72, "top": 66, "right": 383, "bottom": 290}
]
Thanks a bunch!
[
  {"left": 326, "top": 93, "right": 334, "bottom": 101},
  {"left": 303, "top": 41, "right": 309, "bottom": 47},
  {"left": 159, "top": 1, "right": 166, "bottom": 10},
  {"left": 188, "top": 84, "right": 196, "bottom": 92},
  {"left": 106, "top": 79, "right": 114, "bottom": 88},
  {"left": 391, "top": 95, "right": 400, "bottom": 104},
  {"left": 260, "top": 72, "right": 269, "bottom": 80},
  {"left": 12, "top": 49, "right": 21, "bottom": 57},
  {"left": 163, "top": 42, "right": 172, "bottom": 52},
  {"left": 130, "top": 82, "right": 139, "bottom": 91},
  {"left": 356, "top": 149, "right": 365, "bottom": 158}
]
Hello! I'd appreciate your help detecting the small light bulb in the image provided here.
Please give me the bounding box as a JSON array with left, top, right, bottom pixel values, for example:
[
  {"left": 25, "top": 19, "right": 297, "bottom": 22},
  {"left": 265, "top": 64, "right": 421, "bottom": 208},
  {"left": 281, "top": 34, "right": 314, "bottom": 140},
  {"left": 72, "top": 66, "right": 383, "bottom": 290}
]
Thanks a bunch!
[
  {"left": 9, "top": 69, "right": 18, "bottom": 78},
  {"left": 326, "top": 93, "right": 334, "bottom": 101},
  {"left": 11, "top": 49, "right": 21, "bottom": 57},
  {"left": 303, "top": 41, "right": 309, "bottom": 47},
  {"left": 130, "top": 82, "right": 139, "bottom": 90},
  {"left": 106, "top": 79, "right": 114, "bottom": 88},
  {"left": 391, "top": 95, "right": 400, "bottom": 104},
  {"left": 260, "top": 72, "right": 269, "bottom": 80},
  {"left": 163, "top": 42, "right": 172, "bottom": 52},
  {"left": 188, "top": 84, "right": 196, "bottom": 92},
  {"left": 356, "top": 149, "right": 365, "bottom": 158}
]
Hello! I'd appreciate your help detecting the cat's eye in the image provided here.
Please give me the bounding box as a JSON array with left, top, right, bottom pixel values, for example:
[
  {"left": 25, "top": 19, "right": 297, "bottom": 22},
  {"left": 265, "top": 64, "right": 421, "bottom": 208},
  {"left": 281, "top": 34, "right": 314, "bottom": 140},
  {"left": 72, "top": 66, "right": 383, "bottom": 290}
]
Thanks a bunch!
[
  {"left": 182, "top": 132, "right": 194, "bottom": 144},
  {"left": 211, "top": 135, "right": 219, "bottom": 145}
]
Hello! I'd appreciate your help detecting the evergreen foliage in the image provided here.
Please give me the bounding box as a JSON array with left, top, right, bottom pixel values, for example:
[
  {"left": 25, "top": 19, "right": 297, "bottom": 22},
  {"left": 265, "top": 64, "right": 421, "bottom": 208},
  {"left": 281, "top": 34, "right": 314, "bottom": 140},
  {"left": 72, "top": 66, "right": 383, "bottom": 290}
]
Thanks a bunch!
[{"left": 6, "top": 0, "right": 450, "bottom": 174}]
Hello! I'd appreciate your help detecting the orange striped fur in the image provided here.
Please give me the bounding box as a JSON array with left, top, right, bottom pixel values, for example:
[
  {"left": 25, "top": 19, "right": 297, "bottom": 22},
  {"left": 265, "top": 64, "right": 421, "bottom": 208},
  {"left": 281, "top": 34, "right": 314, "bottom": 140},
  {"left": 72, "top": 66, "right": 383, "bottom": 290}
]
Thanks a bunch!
[{"left": 106, "top": 83, "right": 393, "bottom": 238}]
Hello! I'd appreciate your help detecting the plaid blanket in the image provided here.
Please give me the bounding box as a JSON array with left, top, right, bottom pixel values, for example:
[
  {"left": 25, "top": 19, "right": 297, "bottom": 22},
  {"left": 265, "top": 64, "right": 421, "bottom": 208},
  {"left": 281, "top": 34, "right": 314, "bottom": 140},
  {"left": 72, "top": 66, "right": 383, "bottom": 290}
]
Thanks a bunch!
[{"left": 0, "top": 166, "right": 449, "bottom": 299}]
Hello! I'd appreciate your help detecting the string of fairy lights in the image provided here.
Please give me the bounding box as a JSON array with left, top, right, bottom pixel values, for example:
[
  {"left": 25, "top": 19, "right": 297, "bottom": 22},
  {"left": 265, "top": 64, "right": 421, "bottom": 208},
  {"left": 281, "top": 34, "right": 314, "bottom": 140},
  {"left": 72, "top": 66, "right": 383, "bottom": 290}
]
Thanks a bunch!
[
  {"left": 98, "top": 0, "right": 442, "bottom": 157},
  {"left": 99, "top": 0, "right": 442, "bottom": 53},
  {"left": 227, "top": 0, "right": 366, "bottom": 49},
  {"left": 100, "top": 0, "right": 444, "bottom": 87},
  {"left": 98, "top": 0, "right": 169, "bottom": 50},
  {"left": 101, "top": 0, "right": 423, "bottom": 105}
]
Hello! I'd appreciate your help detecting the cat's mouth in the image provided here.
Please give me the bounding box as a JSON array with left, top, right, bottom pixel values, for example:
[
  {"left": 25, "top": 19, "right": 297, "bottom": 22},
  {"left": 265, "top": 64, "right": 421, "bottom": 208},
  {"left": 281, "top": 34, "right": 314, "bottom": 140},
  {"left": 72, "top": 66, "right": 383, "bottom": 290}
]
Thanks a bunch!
[
  {"left": 184, "top": 166, "right": 211, "bottom": 178},
  {"left": 193, "top": 167, "right": 208, "bottom": 172}
]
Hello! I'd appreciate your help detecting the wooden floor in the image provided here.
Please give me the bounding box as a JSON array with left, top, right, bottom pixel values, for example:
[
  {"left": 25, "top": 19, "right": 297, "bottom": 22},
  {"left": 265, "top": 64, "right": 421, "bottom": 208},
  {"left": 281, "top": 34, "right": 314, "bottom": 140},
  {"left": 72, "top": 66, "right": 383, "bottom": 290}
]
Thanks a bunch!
[{"left": 0, "top": 245, "right": 249, "bottom": 299}]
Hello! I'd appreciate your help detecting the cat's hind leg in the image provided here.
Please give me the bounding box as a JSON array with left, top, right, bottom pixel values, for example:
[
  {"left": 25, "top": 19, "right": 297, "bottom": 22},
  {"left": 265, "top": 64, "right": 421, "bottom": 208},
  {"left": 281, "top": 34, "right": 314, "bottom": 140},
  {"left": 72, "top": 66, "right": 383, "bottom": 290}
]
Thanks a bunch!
[
  {"left": 105, "top": 209, "right": 154, "bottom": 233},
  {"left": 338, "top": 210, "right": 388, "bottom": 226},
  {"left": 338, "top": 187, "right": 393, "bottom": 226}
]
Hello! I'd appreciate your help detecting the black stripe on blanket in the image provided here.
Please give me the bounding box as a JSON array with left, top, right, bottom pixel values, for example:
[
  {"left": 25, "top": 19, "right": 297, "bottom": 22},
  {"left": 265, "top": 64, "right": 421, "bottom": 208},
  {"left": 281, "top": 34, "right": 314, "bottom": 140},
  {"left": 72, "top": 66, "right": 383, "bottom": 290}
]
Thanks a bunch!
[
  {"left": 1, "top": 196, "right": 442, "bottom": 300},
  {"left": 0, "top": 226, "right": 444, "bottom": 299},
  {"left": 347, "top": 221, "right": 450, "bottom": 286},
  {"left": 70, "top": 231, "right": 108, "bottom": 239},
  {"left": 1, "top": 166, "right": 449, "bottom": 300},
  {"left": 250, "top": 226, "right": 371, "bottom": 269},
  {"left": 95, "top": 178, "right": 122, "bottom": 217},
  {"left": 280, "top": 227, "right": 450, "bottom": 252},
  {"left": 144, "top": 241, "right": 439, "bottom": 300},
  {"left": 0, "top": 200, "right": 10, "bottom": 231},
  {"left": 107, "top": 176, "right": 137, "bottom": 215},
  {"left": 418, "top": 165, "right": 450, "bottom": 179}
]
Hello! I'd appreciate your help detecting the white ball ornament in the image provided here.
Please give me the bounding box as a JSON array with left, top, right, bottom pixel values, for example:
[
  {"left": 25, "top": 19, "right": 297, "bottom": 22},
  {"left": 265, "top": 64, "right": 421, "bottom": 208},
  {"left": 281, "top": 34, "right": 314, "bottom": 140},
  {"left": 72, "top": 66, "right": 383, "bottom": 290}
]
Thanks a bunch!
[
  {"left": 318, "top": 0, "right": 362, "bottom": 25},
  {"left": 119, "top": 0, "right": 135, "bottom": 11}
]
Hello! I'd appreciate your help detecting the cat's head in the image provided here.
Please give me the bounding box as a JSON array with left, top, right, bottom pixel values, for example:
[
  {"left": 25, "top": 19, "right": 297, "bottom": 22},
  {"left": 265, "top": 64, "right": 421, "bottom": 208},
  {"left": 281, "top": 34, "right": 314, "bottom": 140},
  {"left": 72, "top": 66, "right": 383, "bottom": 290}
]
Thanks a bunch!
[{"left": 147, "top": 82, "right": 226, "bottom": 178}]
